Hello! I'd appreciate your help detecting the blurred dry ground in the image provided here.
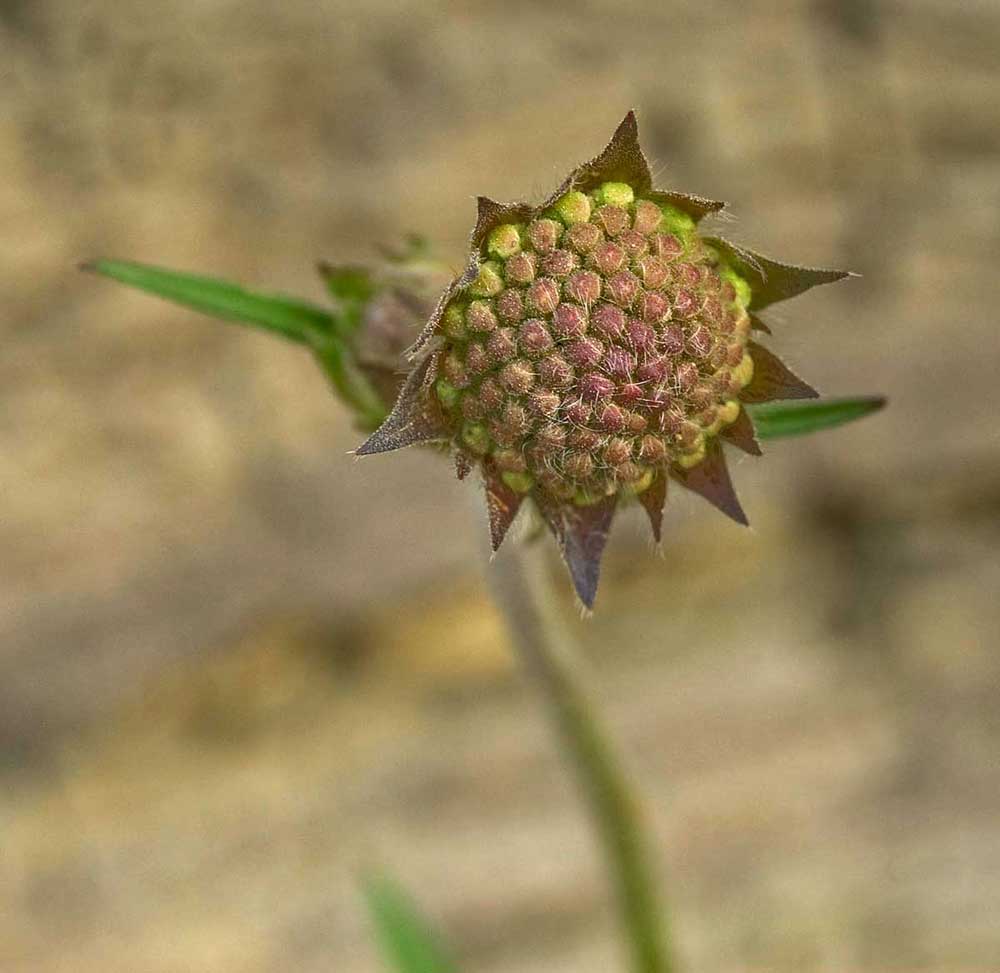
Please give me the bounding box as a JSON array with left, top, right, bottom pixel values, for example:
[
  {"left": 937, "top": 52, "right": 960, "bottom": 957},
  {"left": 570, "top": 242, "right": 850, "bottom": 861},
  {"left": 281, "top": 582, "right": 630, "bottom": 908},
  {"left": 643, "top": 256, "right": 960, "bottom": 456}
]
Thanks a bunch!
[{"left": 2, "top": 1, "right": 999, "bottom": 971}]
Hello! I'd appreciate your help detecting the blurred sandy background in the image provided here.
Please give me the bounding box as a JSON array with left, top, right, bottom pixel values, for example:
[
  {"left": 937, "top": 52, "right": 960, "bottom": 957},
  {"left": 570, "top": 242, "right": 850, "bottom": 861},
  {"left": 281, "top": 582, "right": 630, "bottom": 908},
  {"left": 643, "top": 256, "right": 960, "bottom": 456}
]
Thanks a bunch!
[{"left": 2, "top": 1, "right": 999, "bottom": 971}]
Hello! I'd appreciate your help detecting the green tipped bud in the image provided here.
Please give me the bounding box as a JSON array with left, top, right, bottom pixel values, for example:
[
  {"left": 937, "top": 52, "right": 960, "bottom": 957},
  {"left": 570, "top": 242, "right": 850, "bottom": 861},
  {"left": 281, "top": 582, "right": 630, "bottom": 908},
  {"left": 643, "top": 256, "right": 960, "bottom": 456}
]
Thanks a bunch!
[
  {"left": 596, "top": 182, "right": 634, "bottom": 207},
  {"left": 441, "top": 303, "right": 467, "bottom": 339},
  {"left": 468, "top": 260, "right": 504, "bottom": 298},
  {"left": 553, "top": 190, "right": 592, "bottom": 225},
  {"left": 720, "top": 265, "right": 752, "bottom": 307},
  {"left": 461, "top": 421, "right": 491, "bottom": 454},
  {"left": 487, "top": 223, "right": 522, "bottom": 259},
  {"left": 733, "top": 351, "right": 755, "bottom": 389},
  {"left": 501, "top": 470, "right": 535, "bottom": 494},
  {"left": 718, "top": 399, "right": 741, "bottom": 426},
  {"left": 435, "top": 378, "right": 460, "bottom": 409},
  {"left": 626, "top": 468, "right": 655, "bottom": 495},
  {"left": 658, "top": 203, "right": 696, "bottom": 239},
  {"left": 676, "top": 437, "right": 707, "bottom": 469}
]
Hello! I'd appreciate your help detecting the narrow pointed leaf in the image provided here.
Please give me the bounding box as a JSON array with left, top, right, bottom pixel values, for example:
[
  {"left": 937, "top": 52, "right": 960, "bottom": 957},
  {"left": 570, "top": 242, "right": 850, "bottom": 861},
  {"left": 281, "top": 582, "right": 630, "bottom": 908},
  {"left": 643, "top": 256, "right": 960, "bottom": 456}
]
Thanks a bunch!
[
  {"left": 672, "top": 441, "right": 748, "bottom": 526},
  {"left": 704, "top": 238, "right": 852, "bottom": 310},
  {"left": 720, "top": 406, "right": 763, "bottom": 456},
  {"left": 740, "top": 340, "right": 819, "bottom": 404},
  {"left": 637, "top": 473, "right": 667, "bottom": 542},
  {"left": 483, "top": 466, "right": 524, "bottom": 551},
  {"left": 362, "top": 872, "right": 458, "bottom": 973},
  {"left": 537, "top": 494, "right": 617, "bottom": 609},
  {"left": 747, "top": 396, "right": 887, "bottom": 440},
  {"left": 355, "top": 354, "right": 448, "bottom": 454},
  {"left": 82, "top": 259, "right": 332, "bottom": 345}
]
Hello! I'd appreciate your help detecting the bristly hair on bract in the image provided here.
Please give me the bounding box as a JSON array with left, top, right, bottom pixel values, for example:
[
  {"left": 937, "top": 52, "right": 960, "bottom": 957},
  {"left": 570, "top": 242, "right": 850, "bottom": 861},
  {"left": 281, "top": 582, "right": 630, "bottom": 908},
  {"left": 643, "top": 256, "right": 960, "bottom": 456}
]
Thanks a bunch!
[{"left": 356, "top": 110, "right": 852, "bottom": 609}]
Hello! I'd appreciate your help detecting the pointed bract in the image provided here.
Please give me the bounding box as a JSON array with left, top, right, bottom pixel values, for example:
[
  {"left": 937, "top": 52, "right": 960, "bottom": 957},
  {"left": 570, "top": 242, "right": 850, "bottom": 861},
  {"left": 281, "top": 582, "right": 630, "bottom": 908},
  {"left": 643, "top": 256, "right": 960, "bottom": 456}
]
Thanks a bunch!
[
  {"left": 706, "top": 237, "right": 851, "bottom": 310},
  {"left": 483, "top": 465, "right": 524, "bottom": 551},
  {"left": 740, "top": 340, "right": 819, "bottom": 404},
  {"left": 637, "top": 473, "right": 667, "bottom": 542},
  {"left": 721, "top": 405, "right": 763, "bottom": 455},
  {"left": 536, "top": 493, "right": 618, "bottom": 609},
  {"left": 355, "top": 354, "right": 449, "bottom": 454},
  {"left": 671, "top": 441, "right": 749, "bottom": 526},
  {"left": 470, "top": 196, "right": 536, "bottom": 253},
  {"left": 570, "top": 110, "right": 653, "bottom": 196},
  {"left": 646, "top": 190, "right": 726, "bottom": 223},
  {"left": 749, "top": 312, "right": 772, "bottom": 335}
]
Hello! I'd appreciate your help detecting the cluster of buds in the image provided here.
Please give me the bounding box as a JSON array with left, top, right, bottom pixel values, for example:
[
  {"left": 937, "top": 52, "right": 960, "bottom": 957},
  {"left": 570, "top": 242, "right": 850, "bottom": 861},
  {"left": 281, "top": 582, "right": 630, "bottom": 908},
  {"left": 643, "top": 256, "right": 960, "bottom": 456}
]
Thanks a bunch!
[{"left": 358, "top": 113, "right": 850, "bottom": 607}]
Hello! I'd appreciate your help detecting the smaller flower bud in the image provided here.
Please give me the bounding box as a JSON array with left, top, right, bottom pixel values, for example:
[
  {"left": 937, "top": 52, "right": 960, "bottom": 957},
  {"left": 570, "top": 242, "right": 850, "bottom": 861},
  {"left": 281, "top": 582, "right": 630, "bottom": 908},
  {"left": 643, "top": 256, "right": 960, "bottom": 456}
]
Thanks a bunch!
[
  {"left": 626, "top": 319, "right": 656, "bottom": 351},
  {"left": 541, "top": 249, "right": 579, "bottom": 278},
  {"left": 604, "top": 436, "right": 633, "bottom": 465},
  {"left": 733, "top": 351, "right": 755, "bottom": 389},
  {"left": 580, "top": 372, "right": 616, "bottom": 401},
  {"left": 591, "top": 302, "right": 625, "bottom": 338},
  {"left": 518, "top": 318, "right": 555, "bottom": 357},
  {"left": 505, "top": 251, "right": 537, "bottom": 285},
  {"left": 527, "top": 277, "right": 561, "bottom": 314},
  {"left": 538, "top": 353, "right": 575, "bottom": 389},
  {"left": 606, "top": 270, "right": 640, "bottom": 307},
  {"left": 638, "top": 434, "right": 667, "bottom": 463},
  {"left": 553, "top": 190, "right": 592, "bottom": 224},
  {"left": 596, "top": 182, "right": 635, "bottom": 207},
  {"left": 434, "top": 378, "right": 460, "bottom": 409},
  {"left": 654, "top": 233, "right": 684, "bottom": 260},
  {"left": 465, "top": 342, "right": 491, "bottom": 375},
  {"left": 592, "top": 241, "right": 626, "bottom": 275},
  {"left": 563, "top": 401, "right": 591, "bottom": 426},
  {"left": 597, "top": 402, "right": 628, "bottom": 432},
  {"left": 442, "top": 304, "right": 467, "bottom": 339},
  {"left": 496, "top": 288, "right": 525, "bottom": 323},
  {"left": 527, "top": 218, "right": 562, "bottom": 253},
  {"left": 468, "top": 260, "right": 504, "bottom": 297},
  {"left": 632, "top": 199, "right": 662, "bottom": 235},
  {"left": 564, "top": 222, "right": 603, "bottom": 254},
  {"left": 595, "top": 205, "right": 630, "bottom": 237},
  {"left": 565, "top": 270, "right": 602, "bottom": 305},
  {"left": 486, "top": 327, "right": 518, "bottom": 363},
  {"left": 477, "top": 376, "right": 504, "bottom": 413},
  {"left": 500, "top": 359, "right": 536, "bottom": 393},
  {"left": 718, "top": 399, "right": 741, "bottom": 426},
  {"left": 530, "top": 389, "right": 561, "bottom": 417},
  {"left": 551, "top": 302, "right": 588, "bottom": 339},
  {"left": 487, "top": 223, "right": 522, "bottom": 259},
  {"left": 636, "top": 255, "right": 670, "bottom": 289},
  {"left": 565, "top": 336, "right": 605, "bottom": 368},
  {"left": 618, "top": 229, "right": 649, "bottom": 258},
  {"left": 466, "top": 300, "right": 498, "bottom": 333}
]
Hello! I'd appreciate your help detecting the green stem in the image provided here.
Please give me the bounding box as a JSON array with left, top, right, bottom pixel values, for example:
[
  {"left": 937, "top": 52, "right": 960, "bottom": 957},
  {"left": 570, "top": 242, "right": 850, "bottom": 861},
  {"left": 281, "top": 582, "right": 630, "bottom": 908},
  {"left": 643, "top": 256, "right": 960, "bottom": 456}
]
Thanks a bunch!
[{"left": 486, "top": 541, "right": 675, "bottom": 973}]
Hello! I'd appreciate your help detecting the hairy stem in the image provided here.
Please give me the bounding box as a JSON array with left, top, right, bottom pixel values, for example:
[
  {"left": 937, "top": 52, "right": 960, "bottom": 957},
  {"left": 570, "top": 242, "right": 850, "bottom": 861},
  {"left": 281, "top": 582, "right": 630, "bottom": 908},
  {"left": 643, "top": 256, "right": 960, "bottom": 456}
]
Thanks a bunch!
[{"left": 486, "top": 541, "right": 674, "bottom": 973}]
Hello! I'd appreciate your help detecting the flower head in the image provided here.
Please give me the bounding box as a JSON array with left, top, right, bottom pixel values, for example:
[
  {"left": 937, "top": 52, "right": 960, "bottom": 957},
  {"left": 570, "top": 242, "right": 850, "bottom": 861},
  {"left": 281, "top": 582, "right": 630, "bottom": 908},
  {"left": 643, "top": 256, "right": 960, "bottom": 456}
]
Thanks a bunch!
[{"left": 357, "top": 112, "right": 851, "bottom": 607}]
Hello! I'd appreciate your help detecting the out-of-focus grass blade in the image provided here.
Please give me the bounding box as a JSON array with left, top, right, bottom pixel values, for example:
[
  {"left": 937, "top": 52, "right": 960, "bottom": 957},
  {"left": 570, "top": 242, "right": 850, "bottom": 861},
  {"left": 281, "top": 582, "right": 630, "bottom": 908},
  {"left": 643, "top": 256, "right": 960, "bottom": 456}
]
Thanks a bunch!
[
  {"left": 748, "top": 396, "right": 886, "bottom": 440},
  {"left": 81, "top": 259, "right": 333, "bottom": 345},
  {"left": 363, "top": 872, "right": 459, "bottom": 973}
]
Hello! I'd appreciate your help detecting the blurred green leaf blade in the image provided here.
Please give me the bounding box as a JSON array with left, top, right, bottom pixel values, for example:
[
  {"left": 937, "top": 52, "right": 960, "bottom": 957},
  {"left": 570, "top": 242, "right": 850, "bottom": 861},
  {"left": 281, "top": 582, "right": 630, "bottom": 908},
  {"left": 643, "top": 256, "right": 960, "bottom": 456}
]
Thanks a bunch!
[
  {"left": 748, "top": 396, "right": 886, "bottom": 440},
  {"left": 82, "top": 258, "right": 334, "bottom": 345},
  {"left": 363, "top": 872, "right": 459, "bottom": 973}
]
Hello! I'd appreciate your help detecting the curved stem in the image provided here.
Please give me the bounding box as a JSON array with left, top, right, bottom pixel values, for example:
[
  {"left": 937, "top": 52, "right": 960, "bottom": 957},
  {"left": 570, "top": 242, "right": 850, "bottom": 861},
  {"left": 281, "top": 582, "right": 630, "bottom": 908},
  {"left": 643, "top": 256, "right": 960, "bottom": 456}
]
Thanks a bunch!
[{"left": 486, "top": 541, "right": 675, "bottom": 973}]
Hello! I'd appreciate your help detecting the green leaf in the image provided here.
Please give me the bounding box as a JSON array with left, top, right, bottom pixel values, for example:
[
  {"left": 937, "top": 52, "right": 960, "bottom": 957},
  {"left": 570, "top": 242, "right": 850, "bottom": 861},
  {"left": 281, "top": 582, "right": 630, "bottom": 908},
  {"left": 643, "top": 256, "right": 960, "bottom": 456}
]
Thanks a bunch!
[
  {"left": 317, "top": 262, "right": 376, "bottom": 336},
  {"left": 362, "top": 873, "right": 459, "bottom": 973},
  {"left": 747, "top": 396, "right": 886, "bottom": 439},
  {"left": 82, "top": 259, "right": 334, "bottom": 345}
]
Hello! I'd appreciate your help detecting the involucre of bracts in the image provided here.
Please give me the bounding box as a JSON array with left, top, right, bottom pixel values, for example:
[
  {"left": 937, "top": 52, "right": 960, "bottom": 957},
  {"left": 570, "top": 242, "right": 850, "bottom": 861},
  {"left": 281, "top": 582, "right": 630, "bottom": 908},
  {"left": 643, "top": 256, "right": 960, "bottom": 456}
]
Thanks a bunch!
[{"left": 357, "top": 112, "right": 852, "bottom": 608}]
